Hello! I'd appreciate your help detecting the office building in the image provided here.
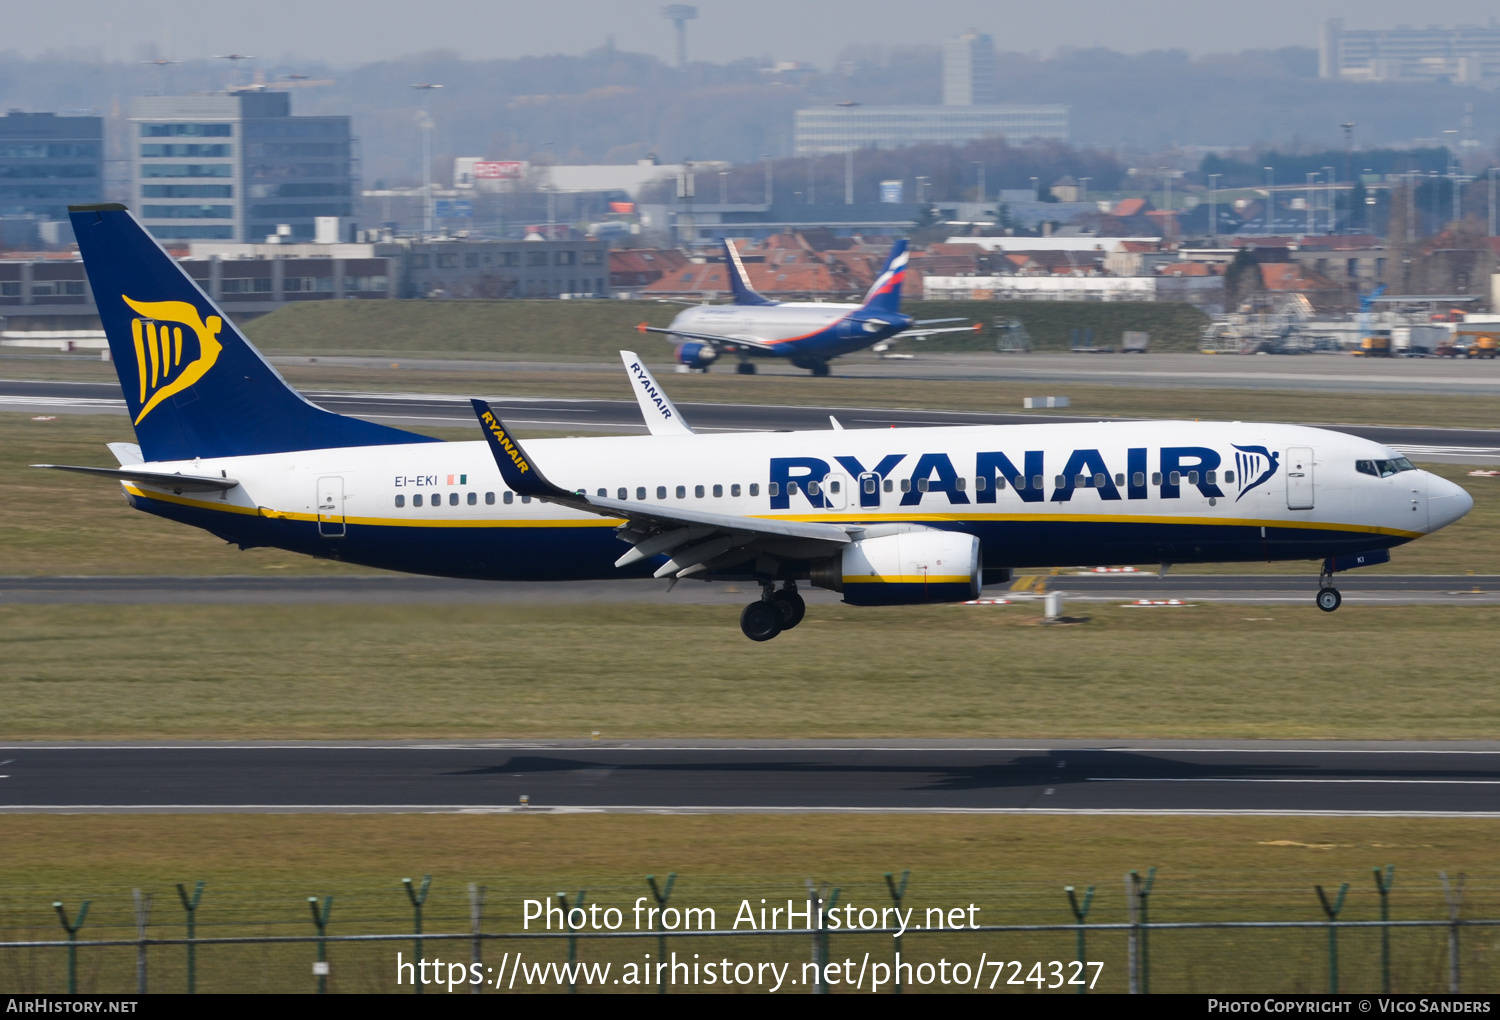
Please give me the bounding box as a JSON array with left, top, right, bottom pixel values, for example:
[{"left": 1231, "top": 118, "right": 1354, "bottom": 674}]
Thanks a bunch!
[
  {"left": 1320, "top": 18, "right": 1500, "bottom": 85},
  {"left": 943, "top": 29, "right": 998, "bottom": 105},
  {"left": 794, "top": 105, "right": 1068, "bottom": 156},
  {"left": 795, "top": 29, "right": 1065, "bottom": 155},
  {"left": 131, "top": 92, "right": 354, "bottom": 243},
  {"left": 0, "top": 111, "right": 103, "bottom": 223}
]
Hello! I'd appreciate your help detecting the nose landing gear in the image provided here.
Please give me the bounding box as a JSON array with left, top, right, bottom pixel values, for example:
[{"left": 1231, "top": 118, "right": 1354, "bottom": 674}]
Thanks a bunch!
[{"left": 1316, "top": 563, "right": 1341, "bottom": 612}]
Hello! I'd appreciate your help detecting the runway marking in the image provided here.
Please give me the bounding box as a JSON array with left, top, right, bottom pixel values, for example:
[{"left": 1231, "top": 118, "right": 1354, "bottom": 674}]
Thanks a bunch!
[{"left": 1091, "top": 777, "right": 1500, "bottom": 784}]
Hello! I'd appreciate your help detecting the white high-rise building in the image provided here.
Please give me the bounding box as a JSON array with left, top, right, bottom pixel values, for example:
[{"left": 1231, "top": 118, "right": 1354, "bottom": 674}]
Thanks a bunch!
[{"left": 943, "top": 29, "right": 998, "bottom": 106}]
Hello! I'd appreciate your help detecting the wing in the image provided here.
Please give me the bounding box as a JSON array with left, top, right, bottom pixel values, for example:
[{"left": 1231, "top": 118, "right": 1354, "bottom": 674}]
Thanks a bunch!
[
  {"left": 619, "top": 350, "right": 695, "bottom": 436},
  {"left": 470, "top": 399, "right": 853, "bottom": 580},
  {"left": 891, "top": 323, "right": 984, "bottom": 340},
  {"left": 32, "top": 463, "right": 240, "bottom": 493},
  {"left": 635, "top": 323, "right": 778, "bottom": 351}
]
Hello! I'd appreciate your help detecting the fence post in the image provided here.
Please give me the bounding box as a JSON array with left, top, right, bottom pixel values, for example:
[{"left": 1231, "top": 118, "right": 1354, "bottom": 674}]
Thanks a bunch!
[
  {"left": 52, "top": 899, "right": 89, "bottom": 995},
  {"left": 1373, "top": 865, "right": 1395, "bottom": 994},
  {"left": 403, "top": 875, "right": 432, "bottom": 995},
  {"left": 646, "top": 873, "right": 675, "bottom": 995},
  {"left": 175, "top": 881, "right": 204, "bottom": 994},
  {"left": 132, "top": 889, "right": 152, "bottom": 995},
  {"left": 1440, "top": 871, "right": 1466, "bottom": 994},
  {"left": 307, "top": 895, "right": 332, "bottom": 994},
  {"left": 556, "top": 889, "right": 586, "bottom": 994},
  {"left": 1065, "top": 885, "right": 1094, "bottom": 995},
  {"left": 469, "top": 883, "right": 487, "bottom": 996},
  {"left": 1131, "top": 867, "right": 1156, "bottom": 994},
  {"left": 806, "top": 880, "right": 840, "bottom": 994},
  {"left": 1315, "top": 882, "right": 1350, "bottom": 993},
  {"left": 884, "top": 870, "right": 910, "bottom": 994},
  {"left": 1124, "top": 872, "right": 1138, "bottom": 994}
]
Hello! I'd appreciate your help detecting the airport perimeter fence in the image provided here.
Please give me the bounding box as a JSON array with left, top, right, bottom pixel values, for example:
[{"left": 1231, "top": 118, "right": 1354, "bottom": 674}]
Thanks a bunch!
[{"left": 4, "top": 869, "right": 1500, "bottom": 995}]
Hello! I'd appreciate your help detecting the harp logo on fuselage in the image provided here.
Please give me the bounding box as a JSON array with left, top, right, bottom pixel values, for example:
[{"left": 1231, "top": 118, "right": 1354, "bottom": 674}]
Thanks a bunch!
[{"left": 122, "top": 295, "right": 224, "bottom": 425}]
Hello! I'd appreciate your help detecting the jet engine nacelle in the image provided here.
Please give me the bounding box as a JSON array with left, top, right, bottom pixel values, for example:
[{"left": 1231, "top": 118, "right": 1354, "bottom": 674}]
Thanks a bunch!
[
  {"left": 810, "top": 528, "right": 980, "bottom": 606},
  {"left": 674, "top": 341, "right": 718, "bottom": 369}
]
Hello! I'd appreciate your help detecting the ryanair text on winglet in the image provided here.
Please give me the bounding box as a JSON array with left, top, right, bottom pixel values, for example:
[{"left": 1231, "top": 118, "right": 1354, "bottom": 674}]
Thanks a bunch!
[{"left": 480, "top": 411, "right": 531, "bottom": 474}]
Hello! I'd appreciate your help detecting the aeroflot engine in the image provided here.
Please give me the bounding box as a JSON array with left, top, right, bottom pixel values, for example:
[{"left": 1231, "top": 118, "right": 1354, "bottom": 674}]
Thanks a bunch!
[
  {"left": 810, "top": 528, "right": 980, "bottom": 606},
  {"left": 674, "top": 341, "right": 718, "bottom": 369}
]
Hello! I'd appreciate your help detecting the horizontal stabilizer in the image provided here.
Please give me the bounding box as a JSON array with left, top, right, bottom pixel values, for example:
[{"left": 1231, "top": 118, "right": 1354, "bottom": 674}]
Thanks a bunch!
[{"left": 33, "top": 463, "right": 239, "bottom": 493}]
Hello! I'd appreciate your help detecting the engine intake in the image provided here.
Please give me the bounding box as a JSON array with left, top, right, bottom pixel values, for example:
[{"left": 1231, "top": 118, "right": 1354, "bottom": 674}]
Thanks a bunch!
[
  {"left": 674, "top": 341, "right": 718, "bottom": 369},
  {"left": 811, "top": 529, "right": 980, "bottom": 606}
]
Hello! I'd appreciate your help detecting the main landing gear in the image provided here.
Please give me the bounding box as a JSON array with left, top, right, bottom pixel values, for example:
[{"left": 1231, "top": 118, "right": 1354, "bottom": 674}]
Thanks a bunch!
[
  {"left": 1316, "top": 564, "right": 1342, "bottom": 613},
  {"left": 736, "top": 361, "right": 757, "bottom": 375},
  {"left": 739, "top": 581, "right": 806, "bottom": 641}
]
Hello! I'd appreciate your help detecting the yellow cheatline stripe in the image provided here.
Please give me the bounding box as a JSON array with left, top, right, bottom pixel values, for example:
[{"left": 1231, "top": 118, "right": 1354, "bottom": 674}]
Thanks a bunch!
[
  {"left": 844, "top": 575, "right": 972, "bottom": 585},
  {"left": 766, "top": 510, "right": 1423, "bottom": 540},
  {"left": 121, "top": 487, "right": 1422, "bottom": 540}
]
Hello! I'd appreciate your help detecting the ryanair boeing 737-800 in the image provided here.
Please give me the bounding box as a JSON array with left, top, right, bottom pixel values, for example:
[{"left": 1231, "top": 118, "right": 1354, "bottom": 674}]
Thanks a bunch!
[
  {"left": 637, "top": 238, "right": 979, "bottom": 376},
  {"left": 41, "top": 204, "right": 1473, "bottom": 640}
]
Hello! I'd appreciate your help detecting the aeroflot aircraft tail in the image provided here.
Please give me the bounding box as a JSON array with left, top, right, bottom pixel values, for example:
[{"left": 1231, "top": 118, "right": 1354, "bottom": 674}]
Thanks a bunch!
[
  {"left": 67, "top": 204, "right": 433, "bottom": 462},
  {"left": 858, "top": 239, "right": 907, "bottom": 315}
]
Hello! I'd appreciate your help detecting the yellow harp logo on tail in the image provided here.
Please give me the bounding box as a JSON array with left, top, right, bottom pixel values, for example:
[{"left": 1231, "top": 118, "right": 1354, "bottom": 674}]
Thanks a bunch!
[{"left": 121, "top": 296, "right": 223, "bottom": 425}]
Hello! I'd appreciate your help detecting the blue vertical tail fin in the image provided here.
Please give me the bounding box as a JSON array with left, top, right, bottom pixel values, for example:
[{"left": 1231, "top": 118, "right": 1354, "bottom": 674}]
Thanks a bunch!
[
  {"left": 858, "top": 239, "right": 908, "bottom": 315},
  {"left": 723, "top": 238, "right": 776, "bottom": 306},
  {"left": 68, "top": 204, "right": 433, "bottom": 462}
]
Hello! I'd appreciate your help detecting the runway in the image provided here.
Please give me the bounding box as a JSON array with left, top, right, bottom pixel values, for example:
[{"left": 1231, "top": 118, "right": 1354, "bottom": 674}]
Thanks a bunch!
[
  {"left": 6, "top": 741, "right": 1500, "bottom": 814},
  {"left": 5, "top": 377, "right": 1499, "bottom": 462},
  {"left": 1, "top": 574, "right": 1496, "bottom": 606}
]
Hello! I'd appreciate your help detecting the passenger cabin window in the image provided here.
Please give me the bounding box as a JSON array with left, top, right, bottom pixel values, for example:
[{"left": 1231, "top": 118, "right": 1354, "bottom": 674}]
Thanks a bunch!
[
  {"left": 806, "top": 481, "right": 819, "bottom": 496},
  {"left": 1205, "top": 471, "right": 1216, "bottom": 484},
  {"left": 467, "top": 492, "right": 477, "bottom": 505},
  {"left": 636, "top": 487, "right": 646, "bottom": 500},
  {"left": 413, "top": 494, "right": 423, "bottom": 507},
  {"left": 884, "top": 479, "right": 894, "bottom": 492},
  {"left": 1187, "top": 471, "right": 1199, "bottom": 485},
  {"left": 766, "top": 482, "right": 778, "bottom": 496},
  {"left": 676, "top": 485, "right": 686, "bottom": 499},
  {"left": 695, "top": 485, "right": 705, "bottom": 498},
  {"left": 1133, "top": 472, "right": 1146, "bottom": 487},
  {"left": 1014, "top": 476, "right": 1025, "bottom": 490},
  {"left": 1032, "top": 475, "right": 1043, "bottom": 490},
  {"left": 900, "top": 479, "right": 910, "bottom": 492},
  {"left": 787, "top": 481, "right": 800, "bottom": 495},
  {"left": 712, "top": 484, "right": 723, "bottom": 497},
  {"left": 863, "top": 477, "right": 876, "bottom": 494},
  {"left": 657, "top": 486, "right": 667, "bottom": 499},
  {"left": 953, "top": 478, "right": 964, "bottom": 491},
  {"left": 395, "top": 494, "right": 405, "bottom": 507},
  {"left": 1224, "top": 472, "right": 1235, "bottom": 484},
  {"left": 731, "top": 484, "right": 741, "bottom": 497},
  {"left": 522, "top": 496, "right": 531, "bottom": 504},
  {"left": 829, "top": 480, "right": 840, "bottom": 494},
  {"left": 485, "top": 492, "right": 495, "bottom": 505},
  {"left": 1169, "top": 471, "right": 1181, "bottom": 486},
  {"left": 916, "top": 479, "right": 928, "bottom": 492},
  {"left": 749, "top": 483, "right": 759, "bottom": 496},
  {"left": 1115, "top": 474, "right": 1125, "bottom": 486},
  {"left": 503, "top": 491, "right": 513, "bottom": 504},
  {"left": 1152, "top": 472, "right": 1162, "bottom": 486},
  {"left": 449, "top": 492, "right": 459, "bottom": 506},
  {"left": 618, "top": 487, "right": 627, "bottom": 499}
]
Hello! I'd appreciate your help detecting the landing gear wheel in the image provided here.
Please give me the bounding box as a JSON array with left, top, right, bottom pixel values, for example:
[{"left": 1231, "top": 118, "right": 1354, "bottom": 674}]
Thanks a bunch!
[
  {"left": 736, "top": 361, "right": 757, "bottom": 375},
  {"left": 769, "top": 589, "right": 806, "bottom": 629},
  {"left": 740, "top": 601, "right": 783, "bottom": 641},
  {"left": 1316, "top": 587, "right": 1342, "bottom": 612},
  {"left": 810, "top": 361, "right": 831, "bottom": 377}
]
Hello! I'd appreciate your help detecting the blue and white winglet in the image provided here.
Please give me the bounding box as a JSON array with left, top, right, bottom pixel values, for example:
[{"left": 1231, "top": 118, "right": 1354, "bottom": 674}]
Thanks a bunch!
[{"left": 620, "top": 350, "right": 694, "bottom": 436}]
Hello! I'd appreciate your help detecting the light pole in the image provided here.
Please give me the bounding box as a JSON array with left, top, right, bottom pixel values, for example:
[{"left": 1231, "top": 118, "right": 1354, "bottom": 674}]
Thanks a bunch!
[
  {"left": 972, "top": 160, "right": 985, "bottom": 205},
  {"left": 1306, "top": 172, "right": 1316, "bottom": 236},
  {"left": 845, "top": 150, "right": 853, "bottom": 205},
  {"left": 1264, "top": 167, "right": 1274, "bottom": 232},
  {"left": 807, "top": 156, "right": 815, "bottom": 205},
  {"left": 1029, "top": 176, "right": 1038, "bottom": 202},
  {"left": 1159, "top": 168, "right": 1173, "bottom": 241},
  {"left": 1490, "top": 167, "right": 1497, "bottom": 238},
  {"left": 1322, "top": 166, "right": 1335, "bottom": 233},
  {"left": 411, "top": 83, "right": 444, "bottom": 238},
  {"left": 763, "top": 154, "right": 772, "bottom": 206},
  {"left": 1207, "top": 173, "right": 1220, "bottom": 244},
  {"left": 719, "top": 171, "right": 728, "bottom": 205},
  {"left": 917, "top": 176, "right": 930, "bottom": 204},
  {"left": 1078, "top": 176, "right": 1090, "bottom": 206}
]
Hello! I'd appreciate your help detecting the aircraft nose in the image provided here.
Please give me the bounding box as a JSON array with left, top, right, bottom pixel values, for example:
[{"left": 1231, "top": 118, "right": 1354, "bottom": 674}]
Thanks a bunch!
[{"left": 1425, "top": 472, "right": 1474, "bottom": 533}]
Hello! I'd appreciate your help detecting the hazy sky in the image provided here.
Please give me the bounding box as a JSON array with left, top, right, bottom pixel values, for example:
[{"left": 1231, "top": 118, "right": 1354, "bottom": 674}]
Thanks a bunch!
[{"left": 6, "top": 0, "right": 1500, "bottom": 66}]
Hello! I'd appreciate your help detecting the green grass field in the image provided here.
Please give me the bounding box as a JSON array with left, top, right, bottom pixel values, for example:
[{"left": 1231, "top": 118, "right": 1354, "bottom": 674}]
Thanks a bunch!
[
  {"left": 5, "top": 600, "right": 1500, "bottom": 739},
  {"left": 234, "top": 298, "right": 1209, "bottom": 357},
  {"left": 3, "top": 814, "right": 1498, "bottom": 993}
]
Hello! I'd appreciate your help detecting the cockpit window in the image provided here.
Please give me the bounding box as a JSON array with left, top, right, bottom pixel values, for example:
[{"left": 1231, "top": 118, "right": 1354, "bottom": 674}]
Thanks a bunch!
[{"left": 1356, "top": 458, "right": 1416, "bottom": 478}]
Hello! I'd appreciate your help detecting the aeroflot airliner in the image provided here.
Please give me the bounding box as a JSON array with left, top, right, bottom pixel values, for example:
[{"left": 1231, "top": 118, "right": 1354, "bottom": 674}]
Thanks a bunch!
[
  {"left": 43, "top": 204, "right": 1473, "bottom": 641},
  {"left": 637, "top": 239, "right": 978, "bottom": 376}
]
